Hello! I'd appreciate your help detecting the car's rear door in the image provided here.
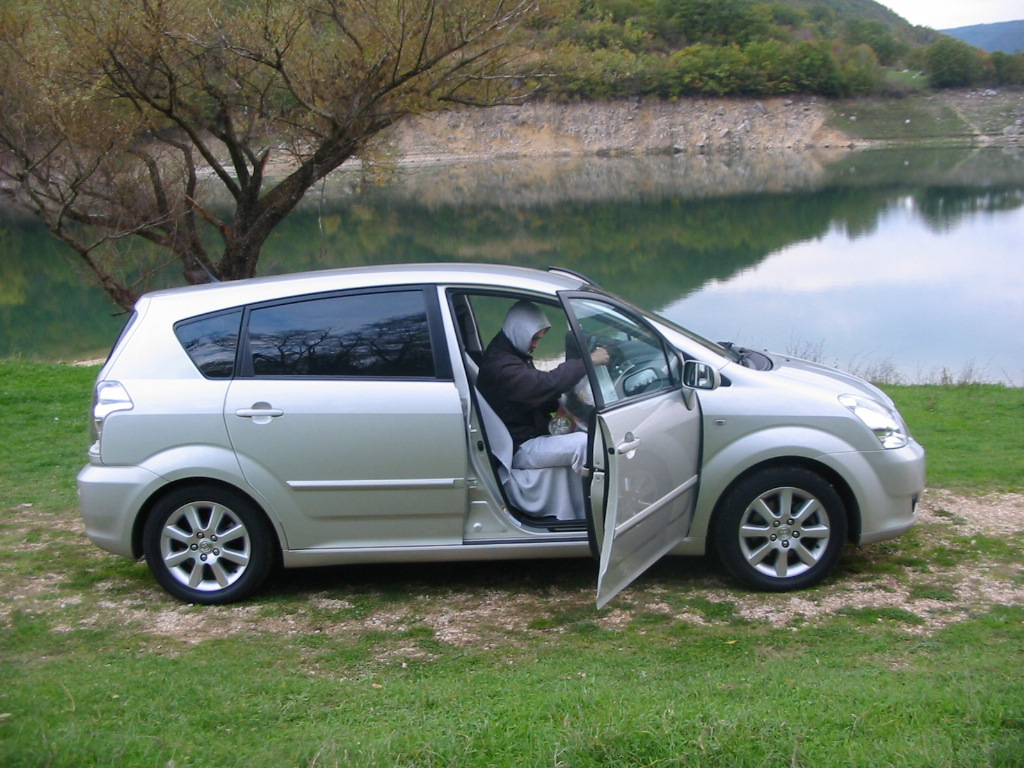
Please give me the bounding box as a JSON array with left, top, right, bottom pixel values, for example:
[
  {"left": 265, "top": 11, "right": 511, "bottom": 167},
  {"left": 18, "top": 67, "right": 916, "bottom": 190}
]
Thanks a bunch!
[
  {"left": 224, "top": 287, "right": 468, "bottom": 551},
  {"left": 562, "top": 295, "right": 703, "bottom": 608}
]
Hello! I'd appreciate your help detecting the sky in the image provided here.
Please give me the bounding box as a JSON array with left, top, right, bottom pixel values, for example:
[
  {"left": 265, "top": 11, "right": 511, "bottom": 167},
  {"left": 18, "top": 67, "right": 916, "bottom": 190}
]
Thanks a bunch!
[{"left": 879, "top": 0, "right": 1024, "bottom": 30}]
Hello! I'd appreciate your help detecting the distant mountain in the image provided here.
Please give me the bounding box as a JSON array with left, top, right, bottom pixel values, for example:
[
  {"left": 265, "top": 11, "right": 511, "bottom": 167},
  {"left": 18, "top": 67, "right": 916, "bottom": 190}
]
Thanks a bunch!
[{"left": 941, "top": 20, "right": 1024, "bottom": 53}]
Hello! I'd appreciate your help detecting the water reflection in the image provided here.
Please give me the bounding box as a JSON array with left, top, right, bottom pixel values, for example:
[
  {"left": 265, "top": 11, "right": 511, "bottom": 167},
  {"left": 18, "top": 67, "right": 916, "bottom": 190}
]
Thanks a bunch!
[
  {"left": 664, "top": 200, "right": 1024, "bottom": 385},
  {"left": 1, "top": 147, "right": 1022, "bottom": 383},
  {"left": 0, "top": 211, "right": 130, "bottom": 360}
]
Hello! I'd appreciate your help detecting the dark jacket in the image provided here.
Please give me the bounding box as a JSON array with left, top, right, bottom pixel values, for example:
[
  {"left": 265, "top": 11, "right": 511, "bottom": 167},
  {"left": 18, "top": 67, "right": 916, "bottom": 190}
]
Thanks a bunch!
[{"left": 477, "top": 331, "right": 586, "bottom": 450}]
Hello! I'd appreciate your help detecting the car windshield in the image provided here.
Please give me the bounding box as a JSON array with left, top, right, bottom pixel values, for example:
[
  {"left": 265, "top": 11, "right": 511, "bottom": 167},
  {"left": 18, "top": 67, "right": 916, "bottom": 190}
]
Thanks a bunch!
[
  {"left": 576, "top": 287, "right": 743, "bottom": 364},
  {"left": 644, "top": 310, "right": 741, "bottom": 362}
]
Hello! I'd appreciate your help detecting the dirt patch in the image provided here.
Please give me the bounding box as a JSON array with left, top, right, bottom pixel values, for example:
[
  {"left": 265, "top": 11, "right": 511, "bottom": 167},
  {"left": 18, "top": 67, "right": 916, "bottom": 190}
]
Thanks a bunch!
[
  {"left": 709, "top": 490, "right": 1024, "bottom": 630},
  {"left": 940, "top": 88, "right": 1024, "bottom": 140},
  {"left": 922, "top": 488, "right": 1024, "bottom": 535},
  {"left": 4, "top": 490, "right": 1020, "bottom": 650}
]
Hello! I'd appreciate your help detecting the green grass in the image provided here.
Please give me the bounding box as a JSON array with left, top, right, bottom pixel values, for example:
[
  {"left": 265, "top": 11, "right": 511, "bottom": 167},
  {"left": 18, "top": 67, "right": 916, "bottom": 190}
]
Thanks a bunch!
[
  {"left": 2, "top": 605, "right": 1023, "bottom": 767},
  {"left": 0, "top": 359, "right": 96, "bottom": 512},
  {"left": 878, "top": 68, "right": 928, "bottom": 96},
  {"left": 883, "top": 384, "right": 1024, "bottom": 492},
  {"left": 1, "top": 360, "right": 1022, "bottom": 767},
  {"left": 828, "top": 94, "right": 974, "bottom": 143}
]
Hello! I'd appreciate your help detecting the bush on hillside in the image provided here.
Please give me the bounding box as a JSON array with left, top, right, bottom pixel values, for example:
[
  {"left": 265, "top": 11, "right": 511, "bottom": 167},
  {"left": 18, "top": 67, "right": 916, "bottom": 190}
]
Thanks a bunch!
[{"left": 529, "top": 0, "right": 1024, "bottom": 99}]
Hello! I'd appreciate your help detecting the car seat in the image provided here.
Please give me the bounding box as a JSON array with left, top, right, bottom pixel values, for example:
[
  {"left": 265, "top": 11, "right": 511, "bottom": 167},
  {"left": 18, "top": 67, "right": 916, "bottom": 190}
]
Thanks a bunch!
[{"left": 472, "top": 388, "right": 585, "bottom": 522}]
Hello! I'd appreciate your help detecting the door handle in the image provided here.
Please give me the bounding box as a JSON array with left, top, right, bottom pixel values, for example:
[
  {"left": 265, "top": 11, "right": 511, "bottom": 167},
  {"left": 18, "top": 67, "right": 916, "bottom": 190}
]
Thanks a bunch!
[
  {"left": 235, "top": 404, "right": 284, "bottom": 423},
  {"left": 616, "top": 432, "right": 641, "bottom": 455}
]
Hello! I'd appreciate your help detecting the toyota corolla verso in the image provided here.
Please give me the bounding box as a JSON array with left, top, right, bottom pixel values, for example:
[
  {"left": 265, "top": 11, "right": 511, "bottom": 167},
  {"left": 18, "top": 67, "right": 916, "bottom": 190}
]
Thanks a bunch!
[{"left": 78, "top": 264, "right": 925, "bottom": 606}]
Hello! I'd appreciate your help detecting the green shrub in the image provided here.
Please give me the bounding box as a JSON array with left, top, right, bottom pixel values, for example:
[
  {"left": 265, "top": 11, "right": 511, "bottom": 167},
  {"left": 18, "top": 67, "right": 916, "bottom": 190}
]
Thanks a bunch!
[{"left": 924, "top": 38, "right": 988, "bottom": 88}]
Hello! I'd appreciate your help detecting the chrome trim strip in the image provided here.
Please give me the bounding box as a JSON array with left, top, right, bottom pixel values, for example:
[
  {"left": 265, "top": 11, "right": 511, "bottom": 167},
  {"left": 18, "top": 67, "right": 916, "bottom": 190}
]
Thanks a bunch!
[
  {"left": 288, "top": 478, "right": 465, "bottom": 491},
  {"left": 615, "top": 474, "right": 698, "bottom": 536}
]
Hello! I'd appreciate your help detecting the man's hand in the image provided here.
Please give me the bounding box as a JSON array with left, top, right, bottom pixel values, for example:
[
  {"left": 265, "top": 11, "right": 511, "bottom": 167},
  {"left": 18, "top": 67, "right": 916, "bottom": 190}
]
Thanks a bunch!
[{"left": 590, "top": 345, "right": 611, "bottom": 366}]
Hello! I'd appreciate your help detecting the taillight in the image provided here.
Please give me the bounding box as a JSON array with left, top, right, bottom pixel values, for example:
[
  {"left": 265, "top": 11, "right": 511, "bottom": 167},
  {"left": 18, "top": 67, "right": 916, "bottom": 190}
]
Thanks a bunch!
[{"left": 90, "top": 381, "right": 133, "bottom": 455}]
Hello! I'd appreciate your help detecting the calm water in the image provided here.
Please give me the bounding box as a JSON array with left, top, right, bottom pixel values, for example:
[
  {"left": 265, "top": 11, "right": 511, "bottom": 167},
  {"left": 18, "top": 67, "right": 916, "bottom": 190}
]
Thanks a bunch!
[
  {"left": 664, "top": 195, "right": 1024, "bottom": 385},
  {"left": 1, "top": 147, "right": 1022, "bottom": 384}
]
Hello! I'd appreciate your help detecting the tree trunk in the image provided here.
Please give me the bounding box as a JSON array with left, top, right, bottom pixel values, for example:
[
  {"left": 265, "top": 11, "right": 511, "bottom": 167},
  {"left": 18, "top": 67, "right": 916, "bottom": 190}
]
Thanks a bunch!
[{"left": 215, "top": 133, "right": 368, "bottom": 282}]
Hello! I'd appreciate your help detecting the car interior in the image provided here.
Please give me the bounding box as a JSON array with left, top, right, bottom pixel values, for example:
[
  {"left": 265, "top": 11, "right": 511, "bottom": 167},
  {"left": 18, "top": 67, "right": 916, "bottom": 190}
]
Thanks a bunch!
[{"left": 449, "top": 291, "right": 591, "bottom": 532}]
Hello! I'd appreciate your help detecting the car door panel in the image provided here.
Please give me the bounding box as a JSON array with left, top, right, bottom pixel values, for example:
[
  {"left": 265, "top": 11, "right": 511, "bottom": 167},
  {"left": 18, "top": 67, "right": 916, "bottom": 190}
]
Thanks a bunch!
[
  {"left": 595, "top": 393, "right": 700, "bottom": 607},
  {"left": 225, "top": 379, "right": 467, "bottom": 550},
  {"left": 561, "top": 294, "right": 703, "bottom": 607}
]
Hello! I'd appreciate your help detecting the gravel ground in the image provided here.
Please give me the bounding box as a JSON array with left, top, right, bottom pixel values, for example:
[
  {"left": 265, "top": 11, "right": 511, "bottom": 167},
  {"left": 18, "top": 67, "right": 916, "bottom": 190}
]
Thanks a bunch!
[{"left": 7, "top": 490, "right": 1020, "bottom": 649}]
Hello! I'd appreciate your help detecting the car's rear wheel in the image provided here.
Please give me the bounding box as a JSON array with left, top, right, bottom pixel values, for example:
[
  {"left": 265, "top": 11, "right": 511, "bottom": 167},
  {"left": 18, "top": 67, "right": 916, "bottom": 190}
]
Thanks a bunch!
[
  {"left": 143, "top": 485, "right": 275, "bottom": 604},
  {"left": 713, "top": 467, "right": 847, "bottom": 591}
]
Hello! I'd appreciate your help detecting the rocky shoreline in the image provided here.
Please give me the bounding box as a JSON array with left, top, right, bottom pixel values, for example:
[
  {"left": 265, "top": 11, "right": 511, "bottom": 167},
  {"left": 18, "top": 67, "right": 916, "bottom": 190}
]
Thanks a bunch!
[
  {"left": 384, "top": 90, "right": 1024, "bottom": 162},
  {"left": 389, "top": 96, "right": 853, "bottom": 160}
]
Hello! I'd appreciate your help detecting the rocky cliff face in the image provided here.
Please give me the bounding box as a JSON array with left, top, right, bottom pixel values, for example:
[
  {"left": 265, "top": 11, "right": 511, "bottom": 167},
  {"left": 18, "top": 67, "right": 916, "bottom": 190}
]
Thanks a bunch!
[
  {"left": 383, "top": 90, "right": 1024, "bottom": 161},
  {"left": 388, "top": 97, "right": 857, "bottom": 160}
]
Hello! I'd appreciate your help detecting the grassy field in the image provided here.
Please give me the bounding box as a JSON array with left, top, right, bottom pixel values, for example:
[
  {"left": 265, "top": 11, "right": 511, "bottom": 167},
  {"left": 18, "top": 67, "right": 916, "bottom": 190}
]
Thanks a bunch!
[
  {"left": 827, "top": 89, "right": 1024, "bottom": 145},
  {"left": 1, "top": 360, "right": 1022, "bottom": 767}
]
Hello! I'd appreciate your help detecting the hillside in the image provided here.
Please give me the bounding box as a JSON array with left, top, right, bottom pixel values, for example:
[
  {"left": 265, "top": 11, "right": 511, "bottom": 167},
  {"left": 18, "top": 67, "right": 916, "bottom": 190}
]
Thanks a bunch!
[
  {"left": 521, "top": 0, "right": 1013, "bottom": 101},
  {"left": 787, "top": 0, "right": 933, "bottom": 38},
  {"left": 942, "top": 20, "right": 1024, "bottom": 53}
]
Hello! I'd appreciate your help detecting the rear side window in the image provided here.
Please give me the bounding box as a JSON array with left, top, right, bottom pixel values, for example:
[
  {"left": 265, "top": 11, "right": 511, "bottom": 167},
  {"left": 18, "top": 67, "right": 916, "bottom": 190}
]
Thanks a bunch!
[
  {"left": 246, "top": 290, "right": 435, "bottom": 378},
  {"left": 107, "top": 311, "right": 139, "bottom": 362},
  {"left": 174, "top": 310, "right": 242, "bottom": 378}
]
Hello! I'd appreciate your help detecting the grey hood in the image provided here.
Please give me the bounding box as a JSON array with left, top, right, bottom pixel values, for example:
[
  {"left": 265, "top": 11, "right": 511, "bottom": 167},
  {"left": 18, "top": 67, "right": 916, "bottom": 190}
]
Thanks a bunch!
[{"left": 502, "top": 301, "right": 551, "bottom": 355}]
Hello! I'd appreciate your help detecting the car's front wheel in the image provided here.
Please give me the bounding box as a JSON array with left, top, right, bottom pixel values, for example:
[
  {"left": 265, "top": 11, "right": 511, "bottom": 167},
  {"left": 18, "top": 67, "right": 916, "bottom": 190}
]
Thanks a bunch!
[
  {"left": 713, "top": 467, "right": 847, "bottom": 591},
  {"left": 143, "top": 485, "right": 275, "bottom": 604}
]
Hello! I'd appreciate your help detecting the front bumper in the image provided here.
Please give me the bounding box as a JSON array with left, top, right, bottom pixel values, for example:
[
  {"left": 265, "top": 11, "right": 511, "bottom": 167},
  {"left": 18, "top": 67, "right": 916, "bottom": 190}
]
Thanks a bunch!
[{"left": 838, "top": 438, "right": 926, "bottom": 546}]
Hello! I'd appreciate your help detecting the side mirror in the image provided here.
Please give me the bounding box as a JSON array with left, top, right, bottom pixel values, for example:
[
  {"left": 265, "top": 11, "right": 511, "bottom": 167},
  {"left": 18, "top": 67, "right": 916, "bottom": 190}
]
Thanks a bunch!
[
  {"left": 683, "top": 360, "right": 721, "bottom": 391},
  {"left": 622, "top": 367, "right": 659, "bottom": 397}
]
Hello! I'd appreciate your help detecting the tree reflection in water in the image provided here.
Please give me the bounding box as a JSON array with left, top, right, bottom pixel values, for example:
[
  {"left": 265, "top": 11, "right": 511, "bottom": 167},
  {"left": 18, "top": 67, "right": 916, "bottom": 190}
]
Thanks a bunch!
[{"left": 1, "top": 148, "right": 1023, "bottom": 378}]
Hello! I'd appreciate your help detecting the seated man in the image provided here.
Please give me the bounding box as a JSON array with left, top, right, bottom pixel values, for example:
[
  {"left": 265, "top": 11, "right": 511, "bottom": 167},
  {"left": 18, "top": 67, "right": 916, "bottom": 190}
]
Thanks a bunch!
[{"left": 477, "top": 300, "right": 610, "bottom": 518}]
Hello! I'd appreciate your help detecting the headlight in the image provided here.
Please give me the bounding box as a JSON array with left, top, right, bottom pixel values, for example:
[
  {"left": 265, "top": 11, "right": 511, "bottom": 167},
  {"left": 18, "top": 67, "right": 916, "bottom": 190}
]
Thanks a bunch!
[{"left": 839, "top": 394, "right": 909, "bottom": 449}]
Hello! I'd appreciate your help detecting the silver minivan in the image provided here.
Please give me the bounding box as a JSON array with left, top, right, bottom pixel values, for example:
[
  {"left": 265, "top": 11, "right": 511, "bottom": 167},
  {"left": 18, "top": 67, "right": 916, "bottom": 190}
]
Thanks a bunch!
[{"left": 78, "top": 264, "right": 925, "bottom": 606}]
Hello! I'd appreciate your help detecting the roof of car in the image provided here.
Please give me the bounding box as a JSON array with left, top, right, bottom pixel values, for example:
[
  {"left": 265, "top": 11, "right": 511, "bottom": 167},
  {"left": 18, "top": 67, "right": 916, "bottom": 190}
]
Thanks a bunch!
[{"left": 139, "top": 263, "right": 590, "bottom": 313}]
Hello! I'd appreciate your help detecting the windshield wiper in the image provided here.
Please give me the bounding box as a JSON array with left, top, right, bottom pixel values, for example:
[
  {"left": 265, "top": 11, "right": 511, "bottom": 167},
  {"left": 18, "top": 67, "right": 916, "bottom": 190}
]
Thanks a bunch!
[{"left": 719, "top": 342, "right": 772, "bottom": 371}]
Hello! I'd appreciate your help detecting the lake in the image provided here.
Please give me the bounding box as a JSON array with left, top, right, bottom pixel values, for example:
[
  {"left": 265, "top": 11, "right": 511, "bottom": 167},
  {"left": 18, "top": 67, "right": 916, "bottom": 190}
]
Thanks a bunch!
[{"left": 1, "top": 146, "right": 1022, "bottom": 385}]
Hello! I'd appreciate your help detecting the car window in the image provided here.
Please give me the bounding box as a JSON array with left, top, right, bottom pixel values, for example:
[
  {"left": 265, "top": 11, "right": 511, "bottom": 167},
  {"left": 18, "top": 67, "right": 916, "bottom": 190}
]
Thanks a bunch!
[
  {"left": 246, "top": 290, "right": 435, "bottom": 378},
  {"left": 464, "top": 294, "right": 574, "bottom": 370},
  {"left": 566, "top": 297, "right": 674, "bottom": 407},
  {"left": 174, "top": 310, "right": 242, "bottom": 379}
]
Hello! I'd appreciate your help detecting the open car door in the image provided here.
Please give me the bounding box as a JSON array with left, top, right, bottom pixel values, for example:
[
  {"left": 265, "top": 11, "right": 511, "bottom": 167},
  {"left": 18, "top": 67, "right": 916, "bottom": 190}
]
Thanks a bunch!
[{"left": 562, "top": 295, "right": 704, "bottom": 608}]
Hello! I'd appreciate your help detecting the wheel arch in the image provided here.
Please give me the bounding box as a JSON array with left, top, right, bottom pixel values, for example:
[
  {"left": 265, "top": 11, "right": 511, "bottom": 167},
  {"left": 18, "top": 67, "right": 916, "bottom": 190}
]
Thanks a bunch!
[
  {"left": 707, "top": 456, "right": 861, "bottom": 548},
  {"left": 131, "top": 478, "right": 284, "bottom": 562}
]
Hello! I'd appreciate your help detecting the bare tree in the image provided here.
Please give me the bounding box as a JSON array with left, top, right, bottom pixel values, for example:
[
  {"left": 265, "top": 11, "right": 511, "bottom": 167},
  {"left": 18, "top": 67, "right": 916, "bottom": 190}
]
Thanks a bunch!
[{"left": 0, "top": 0, "right": 534, "bottom": 310}]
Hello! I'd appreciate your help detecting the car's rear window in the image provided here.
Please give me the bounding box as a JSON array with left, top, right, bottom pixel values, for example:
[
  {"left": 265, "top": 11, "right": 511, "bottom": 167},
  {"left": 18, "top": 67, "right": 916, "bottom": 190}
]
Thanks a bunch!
[{"left": 174, "top": 310, "right": 242, "bottom": 378}]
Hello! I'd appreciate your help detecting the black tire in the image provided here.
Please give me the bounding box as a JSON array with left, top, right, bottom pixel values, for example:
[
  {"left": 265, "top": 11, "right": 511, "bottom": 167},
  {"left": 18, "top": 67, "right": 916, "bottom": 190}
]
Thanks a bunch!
[
  {"left": 143, "top": 484, "right": 275, "bottom": 604},
  {"left": 712, "top": 466, "right": 847, "bottom": 592}
]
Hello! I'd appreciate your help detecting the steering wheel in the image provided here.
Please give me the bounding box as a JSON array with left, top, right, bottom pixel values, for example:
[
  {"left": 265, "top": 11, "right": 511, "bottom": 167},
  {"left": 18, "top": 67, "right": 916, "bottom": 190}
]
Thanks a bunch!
[{"left": 588, "top": 334, "right": 625, "bottom": 371}]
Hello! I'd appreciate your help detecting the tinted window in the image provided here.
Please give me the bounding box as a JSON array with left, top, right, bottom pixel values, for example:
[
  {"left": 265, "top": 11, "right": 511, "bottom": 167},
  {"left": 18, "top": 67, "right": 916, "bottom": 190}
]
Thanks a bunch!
[
  {"left": 175, "top": 311, "right": 242, "bottom": 378},
  {"left": 247, "top": 291, "right": 435, "bottom": 377}
]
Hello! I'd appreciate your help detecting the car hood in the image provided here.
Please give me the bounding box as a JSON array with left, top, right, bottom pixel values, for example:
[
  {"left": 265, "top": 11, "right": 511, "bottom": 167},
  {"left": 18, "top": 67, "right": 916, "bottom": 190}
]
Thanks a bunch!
[{"left": 760, "top": 353, "right": 894, "bottom": 405}]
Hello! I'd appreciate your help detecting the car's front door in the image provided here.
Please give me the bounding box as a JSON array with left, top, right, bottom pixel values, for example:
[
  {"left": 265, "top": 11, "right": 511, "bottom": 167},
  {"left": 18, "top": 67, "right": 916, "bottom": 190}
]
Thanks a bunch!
[
  {"left": 224, "top": 287, "right": 468, "bottom": 551},
  {"left": 563, "top": 295, "right": 703, "bottom": 607}
]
